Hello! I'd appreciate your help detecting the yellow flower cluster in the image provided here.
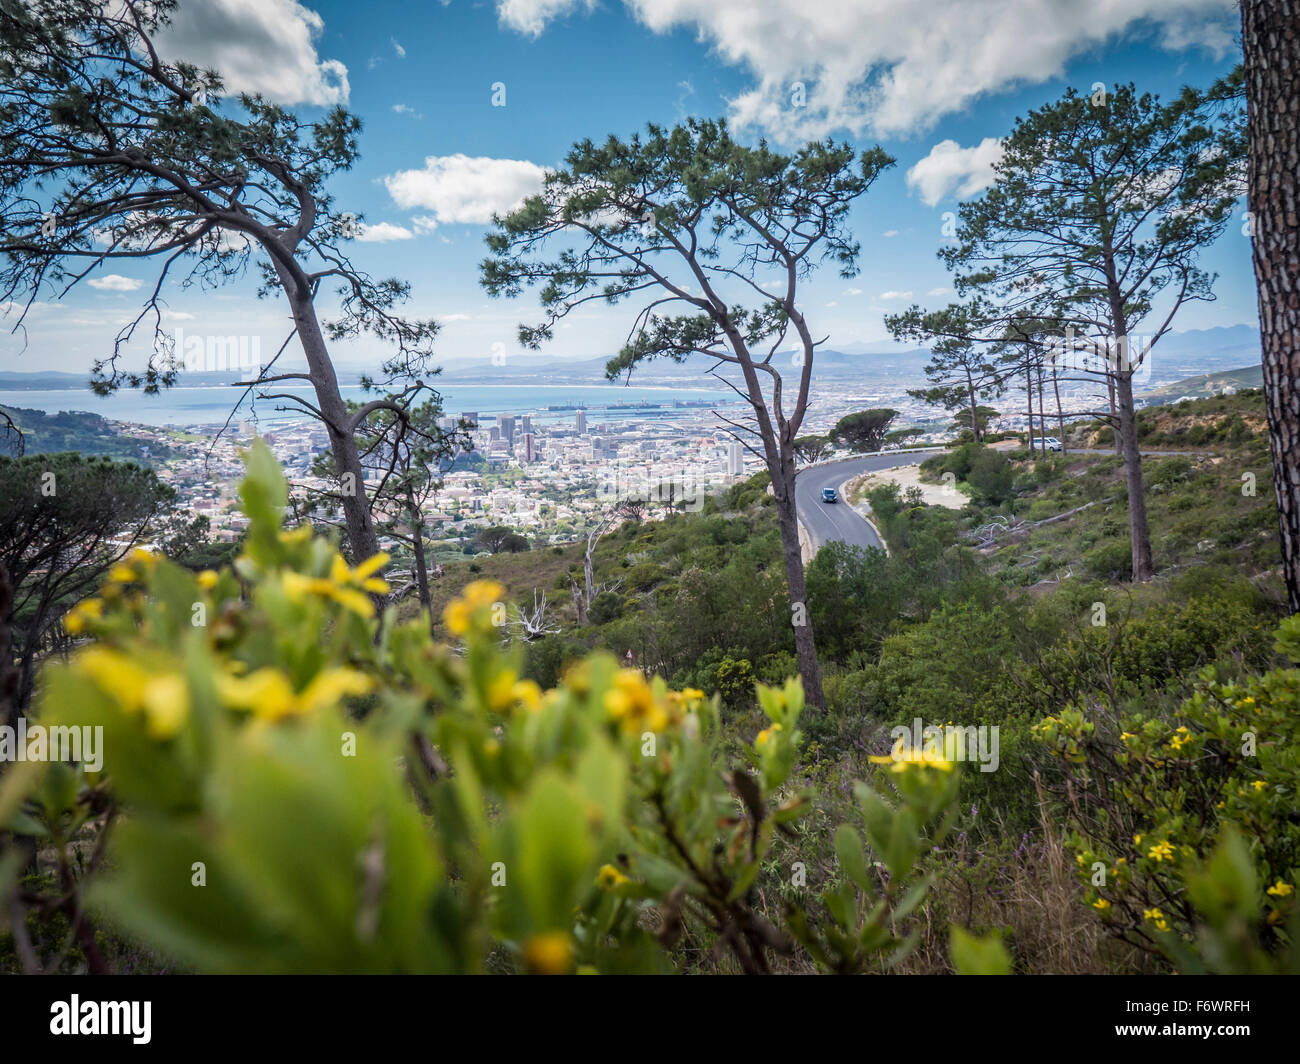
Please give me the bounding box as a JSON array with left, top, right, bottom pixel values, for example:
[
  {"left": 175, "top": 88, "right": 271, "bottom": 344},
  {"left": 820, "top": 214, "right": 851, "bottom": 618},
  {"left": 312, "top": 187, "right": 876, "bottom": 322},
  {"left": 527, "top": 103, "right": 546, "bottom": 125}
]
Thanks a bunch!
[
  {"left": 483, "top": 668, "right": 543, "bottom": 715},
  {"left": 1143, "top": 907, "right": 1170, "bottom": 931},
  {"left": 442, "top": 580, "right": 505, "bottom": 636},
  {"left": 63, "top": 597, "right": 104, "bottom": 635},
  {"left": 869, "top": 740, "right": 955, "bottom": 774},
  {"left": 281, "top": 552, "right": 390, "bottom": 618},
  {"left": 216, "top": 666, "right": 374, "bottom": 723},
  {"left": 603, "top": 668, "right": 681, "bottom": 734},
  {"left": 74, "top": 647, "right": 189, "bottom": 739},
  {"left": 105, "top": 546, "right": 159, "bottom": 585},
  {"left": 522, "top": 930, "right": 573, "bottom": 974},
  {"left": 596, "top": 863, "right": 630, "bottom": 889},
  {"left": 1146, "top": 840, "right": 1175, "bottom": 863}
]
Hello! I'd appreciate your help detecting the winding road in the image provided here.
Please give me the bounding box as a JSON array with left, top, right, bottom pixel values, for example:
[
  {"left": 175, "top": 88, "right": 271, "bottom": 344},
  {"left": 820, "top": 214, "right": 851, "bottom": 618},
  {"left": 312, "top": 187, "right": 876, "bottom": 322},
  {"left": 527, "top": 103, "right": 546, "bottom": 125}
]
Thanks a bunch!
[
  {"left": 795, "top": 450, "right": 944, "bottom": 553},
  {"left": 795, "top": 445, "right": 1197, "bottom": 554}
]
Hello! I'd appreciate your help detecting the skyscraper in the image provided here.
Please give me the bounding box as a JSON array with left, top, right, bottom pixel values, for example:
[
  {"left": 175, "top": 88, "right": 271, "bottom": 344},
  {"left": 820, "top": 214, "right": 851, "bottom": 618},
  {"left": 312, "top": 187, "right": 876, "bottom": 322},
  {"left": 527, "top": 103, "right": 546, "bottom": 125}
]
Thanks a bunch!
[
  {"left": 727, "top": 441, "right": 744, "bottom": 477},
  {"left": 498, "top": 414, "right": 516, "bottom": 446},
  {"left": 522, "top": 432, "right": 536, "bottom": 461},
  {"left": 521, "top": 414, "right": 533, "bottom": 436},
  {"left": 461, "top": 412, "right": 478, "bottom": 428},
  {"left": 576, "top": 409, "right": 587, "bottom": 435}
]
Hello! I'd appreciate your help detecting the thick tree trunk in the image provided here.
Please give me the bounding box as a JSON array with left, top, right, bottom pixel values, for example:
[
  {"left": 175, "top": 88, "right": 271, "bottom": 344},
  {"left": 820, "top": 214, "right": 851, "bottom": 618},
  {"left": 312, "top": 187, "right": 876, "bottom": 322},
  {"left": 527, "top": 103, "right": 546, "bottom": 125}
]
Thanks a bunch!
[
  {"left": 967, "top": 369, "right": 981, "bottom": 443},
  {"left": 772, "top": 452, "right": 824, "bottom": 709},
  {"left": 1107, "top": 374, "right": 1122, "bottom": 456},
  {"left": 1242, "top": 0, "right": 1300, "bottom": 612},
  {"left": 1115, "top": 371, "right": 1154, "bottom": 581},
  {"left": 269, "top": 256, "right": 380, "bottom": 563}
]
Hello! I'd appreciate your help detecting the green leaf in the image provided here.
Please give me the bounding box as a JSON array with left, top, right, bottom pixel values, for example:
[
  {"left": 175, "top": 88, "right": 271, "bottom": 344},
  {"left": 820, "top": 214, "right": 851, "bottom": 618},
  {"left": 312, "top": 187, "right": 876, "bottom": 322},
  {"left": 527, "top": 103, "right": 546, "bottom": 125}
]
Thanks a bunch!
[
  {"left": 950, "top": 925, "right": 1012, "bottom": 975},
  {"left": 834, "top": 824, "right": 873, "bottom": 892}
]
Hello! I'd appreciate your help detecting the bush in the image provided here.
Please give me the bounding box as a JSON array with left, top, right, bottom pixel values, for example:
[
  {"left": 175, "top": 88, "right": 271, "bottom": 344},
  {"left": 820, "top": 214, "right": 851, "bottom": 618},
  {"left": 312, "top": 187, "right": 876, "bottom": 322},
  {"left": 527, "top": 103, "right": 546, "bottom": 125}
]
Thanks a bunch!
[
  {"left": 1083, "top": 540, "right": 1133, "bottom": 581},
  {"left": 4, "top": 442, "right": 988, "bottom": 975},
  {"left": 1034, "top": 615, "right": 1300, "bottom": 973}
]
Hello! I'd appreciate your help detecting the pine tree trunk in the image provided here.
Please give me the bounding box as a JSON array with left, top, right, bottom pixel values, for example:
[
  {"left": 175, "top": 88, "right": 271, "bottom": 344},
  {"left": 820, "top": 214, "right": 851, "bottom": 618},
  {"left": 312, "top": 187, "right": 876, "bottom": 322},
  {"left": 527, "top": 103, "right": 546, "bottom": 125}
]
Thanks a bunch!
[
  {"left": 772, "top": 453, "right": 824, "bottom": 709},
  {"left": 270, "top": 257, "right": 380, "bottom": 563},
  {"left": 1115, "top": 371, "right": 1154, "bottom": 581},
  {"left": 407, "top": 487, "right": 435, "bottom": 635},
  {"left": 1053, "top": 360, "right": 1066, "bottom": 443},
  {"left": 1025, "top": 362, "right": 1035, "bottom": 452},
  {"left": 1242, "top": 0, "right": 1300, "bottom": 612}
]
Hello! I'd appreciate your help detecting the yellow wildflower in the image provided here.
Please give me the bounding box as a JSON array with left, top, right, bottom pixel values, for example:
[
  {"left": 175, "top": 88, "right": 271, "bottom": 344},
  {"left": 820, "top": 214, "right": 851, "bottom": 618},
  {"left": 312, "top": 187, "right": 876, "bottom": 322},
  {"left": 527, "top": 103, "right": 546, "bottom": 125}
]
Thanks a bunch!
[
  {"left": 604, "top": 668, "right": 672, "bottom": 734},
  {"left": 217, "top": 666, "right": 373, "bottom": 722},
  {"left": 1147, "top": 840, "right": 1175, "bottom": 863},
  {"left": 596, "top": 864, "right": 630, "bottom": 889},
  {"left": 63, "top": 598, "right": 104, "bottom": 634},
  {"left": 281, "top": 552, "right": 390, "bottom": 618},
  {"left": 141, "top": 674, "right": 190, "bottom": 740},
  {"left": 1092, "top": 897, "right": 1111, "bottom": 911},
  {"left": 197, "top": 570, "right": 219, "bottom": 590},
  {"left": 1266, "top": 881, "right": 1294, "bottom": 898},
  {"left": 442, "top": 579, "right": 504, "bottom": 636},
  {"left": 869, "top": 740, "right": 954, "bottom": 773},
  {"left": 522, "top": 930, "right": 573, "bottom": 975},
  {"left": 74, "top": 648, "right": 189, "bottom": 738}
]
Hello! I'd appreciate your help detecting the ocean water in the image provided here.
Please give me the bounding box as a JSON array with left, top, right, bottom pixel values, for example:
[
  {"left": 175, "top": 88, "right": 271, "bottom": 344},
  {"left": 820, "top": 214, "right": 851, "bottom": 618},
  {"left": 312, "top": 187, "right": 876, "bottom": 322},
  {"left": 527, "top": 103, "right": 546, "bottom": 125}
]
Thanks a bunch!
[{"left": 0, "top": 382, "right": 737, "bottom": 428}]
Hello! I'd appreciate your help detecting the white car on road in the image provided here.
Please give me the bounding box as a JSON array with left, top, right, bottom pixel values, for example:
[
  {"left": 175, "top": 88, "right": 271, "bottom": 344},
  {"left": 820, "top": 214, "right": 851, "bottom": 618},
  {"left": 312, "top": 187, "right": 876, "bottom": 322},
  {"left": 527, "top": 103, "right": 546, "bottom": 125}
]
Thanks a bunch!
[{"left": 1030, "top": 436, "right": 1064, "bottom": 453}]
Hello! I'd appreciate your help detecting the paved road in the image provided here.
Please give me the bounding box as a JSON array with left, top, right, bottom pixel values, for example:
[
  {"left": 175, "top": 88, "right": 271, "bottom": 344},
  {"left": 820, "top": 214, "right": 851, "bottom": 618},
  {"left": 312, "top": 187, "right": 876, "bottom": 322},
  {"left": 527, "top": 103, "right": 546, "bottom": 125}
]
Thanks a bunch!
[
  {"left": 795, "top": 450, "right": 944, "bottom": 553},
  {"left": 796, "top": 446, "right": 1199, "bottom": 554}
]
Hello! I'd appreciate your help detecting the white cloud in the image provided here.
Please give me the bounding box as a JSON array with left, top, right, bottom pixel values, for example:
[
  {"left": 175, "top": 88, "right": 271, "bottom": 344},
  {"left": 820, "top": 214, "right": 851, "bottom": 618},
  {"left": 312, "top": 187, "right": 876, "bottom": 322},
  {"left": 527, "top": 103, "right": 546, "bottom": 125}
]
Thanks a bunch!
[
  {"left": 87, "top": 274, "right": 142, "bottom": 292},
  {"left": 356, "top": 222, "right": 415, "bottom": 243},
  {"left": 882, "top": 229, "right": 898, "bottom": 238},
  {"left": 927, "top": 286, "right": 955, "bottom": 297},
  {"left": 385, "top": 155, "right": 547, "bottom": 226},
  {"left": 391, "top": 38, "right": 407, "bottom": 58},
  {"left": 498, "top": 0, "right": 599, "bottom": 36},
  {"left": 906, "top": 138, "right": 1004, "bottom": 207},
  {"left": 498, "top": 0, "right": 1237, "bottom": 138},
  {"left": 158, "top": 0, "right": 349, "bottom": 106},
  {"left": 844, "top": 287, "right": 863, "bottom": 296},
  {"left": 879, "top": 290, "right": 913, "bottom": 300}
]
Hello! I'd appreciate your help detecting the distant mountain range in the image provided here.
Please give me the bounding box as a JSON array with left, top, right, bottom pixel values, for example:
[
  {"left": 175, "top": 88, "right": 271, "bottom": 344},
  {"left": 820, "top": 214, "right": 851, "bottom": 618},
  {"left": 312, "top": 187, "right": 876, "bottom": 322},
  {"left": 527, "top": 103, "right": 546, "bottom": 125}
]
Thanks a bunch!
[{"left": 0, "top": 325, "right": 1261, "bottom": 392}]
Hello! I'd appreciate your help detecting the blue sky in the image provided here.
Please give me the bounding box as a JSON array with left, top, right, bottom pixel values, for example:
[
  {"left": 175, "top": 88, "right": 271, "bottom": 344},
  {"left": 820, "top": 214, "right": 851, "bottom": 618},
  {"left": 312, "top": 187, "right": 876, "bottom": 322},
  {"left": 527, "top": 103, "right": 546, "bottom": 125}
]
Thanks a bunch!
[{"left": 3, "top": 0, "right": 1255, "bottom": 379}]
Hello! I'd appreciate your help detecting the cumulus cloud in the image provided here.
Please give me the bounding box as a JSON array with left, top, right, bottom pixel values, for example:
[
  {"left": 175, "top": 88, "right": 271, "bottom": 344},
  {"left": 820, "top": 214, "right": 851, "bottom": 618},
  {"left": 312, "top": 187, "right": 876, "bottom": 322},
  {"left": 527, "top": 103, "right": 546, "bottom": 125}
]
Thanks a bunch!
[
  {"left": 356, "top": 222, "right": 415, "bottom": 243},
  {"left": 497, "top": 0, "right": 1237, "bottom": 138},
  {"left": 384, "top": 155, "right": 547, "bottom": 227},
  {"left": 87, "top": 274, "right": 142, "bottom": 292},
  {"left": 879, "top": 290, "right": 913, "bottom": 300},
  {"left": 158, "top": 0, "right": 349, "bottom": 106},
  {"left": 906, "top": 138, "right": 1004, "bottom": 206},
  {"left": 499, "top": 0, "right": 599, "bottom": 36}
]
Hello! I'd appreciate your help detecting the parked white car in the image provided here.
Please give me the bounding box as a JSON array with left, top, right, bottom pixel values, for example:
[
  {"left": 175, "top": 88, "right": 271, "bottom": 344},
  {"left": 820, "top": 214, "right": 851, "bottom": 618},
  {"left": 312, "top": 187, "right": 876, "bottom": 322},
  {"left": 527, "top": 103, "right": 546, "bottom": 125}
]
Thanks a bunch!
[{"left": 1030, "top": 436, "right": 1064, "bottom": 453}]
